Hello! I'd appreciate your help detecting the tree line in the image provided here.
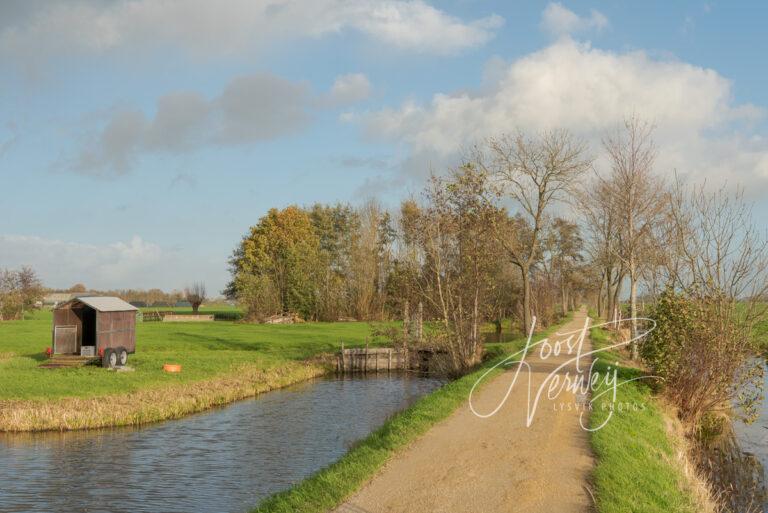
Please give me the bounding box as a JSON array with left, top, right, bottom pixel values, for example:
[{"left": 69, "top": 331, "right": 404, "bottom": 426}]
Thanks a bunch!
[{"left": 227, "top": 116, "right": 768, "bottom": 386}]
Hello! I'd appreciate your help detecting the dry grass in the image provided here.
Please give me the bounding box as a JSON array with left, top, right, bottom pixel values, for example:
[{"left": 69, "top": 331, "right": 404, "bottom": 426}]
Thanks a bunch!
[
  {"left": 0, "top": 352, "right": 14, "bottom": 362},
  {"left": 659, "top": 400, "right": 722, "bottom": 513},
  {"left": 0, "top": 361, "right": 327, "bottom": 432}
]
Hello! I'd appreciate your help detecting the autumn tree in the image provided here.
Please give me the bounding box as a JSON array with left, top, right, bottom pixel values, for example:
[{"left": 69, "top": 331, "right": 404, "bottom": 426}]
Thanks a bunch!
[
  {"left": 0, "top": 267, "right": 43, "bottom": 320},
  {"left": 227, "top": 206, "right": 322, "bottom": 320},
  {"left": 414, "top": 165, "right": 504, "bottom": 372},
  {"left": 309, "top": 203, "right": 359, "bottom": 320}
]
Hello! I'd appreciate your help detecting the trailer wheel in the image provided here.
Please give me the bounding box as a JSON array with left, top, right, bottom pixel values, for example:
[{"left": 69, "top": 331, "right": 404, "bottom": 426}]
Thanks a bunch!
[
  {"left": 117, "top": 347, "right": 128, "bottom": 366},
  {"left": 102, "top": 348, "right": 117, "bottom": 369}
]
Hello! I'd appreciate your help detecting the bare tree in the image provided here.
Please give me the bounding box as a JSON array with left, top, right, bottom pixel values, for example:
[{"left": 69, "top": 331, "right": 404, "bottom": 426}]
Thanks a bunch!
[
  {"left": 602, "top": 116, "right": 667, "bottom": 357},
  {"left": 643, "top": 181, "right": 768, "bottom": 427},
  {"left": 185, "top": 282, "right": 207, "bottom": 314},
  {"left": 578, "top": 176, "right": 624, "bottom": 321},
  {"left": 483, "top": 130, "right": 592, "bottom": 332}
]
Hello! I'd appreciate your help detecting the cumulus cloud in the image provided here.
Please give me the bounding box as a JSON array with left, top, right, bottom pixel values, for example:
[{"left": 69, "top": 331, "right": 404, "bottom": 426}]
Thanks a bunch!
[
  {"left": 0, "top": 0, "right": 502, "bottom": 67},
  {"left": 328, "top": 73, "right": 372, "bottom": 105},
  {"left": 541, "top": 3, "right": 608, "bottom": 38},
  {"left": 70, "top": 72, "right": 311, "bottom": 176},
  {"left": 358, "top": 39, "right": 768, "bottom": 193}
]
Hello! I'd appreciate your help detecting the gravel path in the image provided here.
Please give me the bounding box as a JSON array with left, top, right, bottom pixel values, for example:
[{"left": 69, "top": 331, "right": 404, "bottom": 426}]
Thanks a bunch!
[{"left": 337, "top": 311, "right": 595, "bottom": 513}]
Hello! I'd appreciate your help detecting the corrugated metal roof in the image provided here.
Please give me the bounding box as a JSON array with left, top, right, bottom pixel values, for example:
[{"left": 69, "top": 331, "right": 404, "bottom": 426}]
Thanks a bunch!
[{"left": 70, "top": 296, "right": 138, "bottom": 312}]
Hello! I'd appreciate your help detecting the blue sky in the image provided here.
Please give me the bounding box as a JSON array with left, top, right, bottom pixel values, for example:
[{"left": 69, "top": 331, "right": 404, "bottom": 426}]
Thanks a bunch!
[{"left": 1, "top": 1, "right": 767, "bottom": 294}]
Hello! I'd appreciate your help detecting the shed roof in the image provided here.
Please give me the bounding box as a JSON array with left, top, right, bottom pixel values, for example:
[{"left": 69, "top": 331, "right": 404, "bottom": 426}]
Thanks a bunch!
[{"left": 62, "top": 296, "right": 138, "bottom": 312}]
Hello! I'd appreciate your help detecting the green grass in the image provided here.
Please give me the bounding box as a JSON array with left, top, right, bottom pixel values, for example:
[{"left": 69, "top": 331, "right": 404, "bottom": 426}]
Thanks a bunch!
[
  {"left": 589, "top": 323, "right": 700, "bottom": 513},
  {"left": 251, "top": 319, "right": 569, "bottom": 513},
  {"left": 0, "top": 309, "right": 389, "bottom": 401}
]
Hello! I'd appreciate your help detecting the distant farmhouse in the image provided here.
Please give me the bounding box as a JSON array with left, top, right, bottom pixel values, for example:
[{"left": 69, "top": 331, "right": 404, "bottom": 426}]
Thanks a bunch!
[{"left": 42, "top": 292, "right": 99, "bottom": 308}]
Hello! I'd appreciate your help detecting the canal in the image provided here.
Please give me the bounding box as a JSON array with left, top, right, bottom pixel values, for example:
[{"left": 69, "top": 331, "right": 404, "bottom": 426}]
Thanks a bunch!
[{"left": 0, "top": 373, "right": 444, "bottom": 513}]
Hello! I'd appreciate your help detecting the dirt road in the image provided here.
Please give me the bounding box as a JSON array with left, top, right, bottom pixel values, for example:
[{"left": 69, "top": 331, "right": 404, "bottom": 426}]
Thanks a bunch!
[{"left": 337, "top": 311, "right": 594, "bottom": 513}]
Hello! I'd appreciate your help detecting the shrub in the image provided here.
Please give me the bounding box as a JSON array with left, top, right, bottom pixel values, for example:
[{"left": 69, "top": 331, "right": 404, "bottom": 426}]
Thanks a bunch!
[{"left": 642, "top": 289, "right": 763, "bottom": 428}]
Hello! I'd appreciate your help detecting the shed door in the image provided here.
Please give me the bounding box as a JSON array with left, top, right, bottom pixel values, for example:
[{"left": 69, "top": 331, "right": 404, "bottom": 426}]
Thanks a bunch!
[{"left": 54, "top": 326, "right": 78, "bottom": 354}]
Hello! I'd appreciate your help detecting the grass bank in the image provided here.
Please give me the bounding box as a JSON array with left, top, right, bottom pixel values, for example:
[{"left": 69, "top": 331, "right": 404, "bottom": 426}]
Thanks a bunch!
[
  {"left": 0, "top": 309, "right": 390, "bottom": 431},
  {"left": 251, "top": 316, "right": 571, "bottom": 513},
  {"left": 589, "top": 324, "right": 714, "bottom": 513}
]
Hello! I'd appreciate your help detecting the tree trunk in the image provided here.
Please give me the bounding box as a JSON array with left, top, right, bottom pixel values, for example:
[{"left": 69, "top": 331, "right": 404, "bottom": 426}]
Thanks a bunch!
[
  {"left": 629, "top": 262, "right": 639, "bottom": 360},
  {"left": 604, "top": 266, "right": 614, "bottom": 322},
  {"left": 612, "top": 273, "right": 623, "bottom": 326},
  {"left": 521, "top": 266, "right": 532, "bottom": 333},
  {"left": 403, "top": 300, "right": 410, "bottom": 342},
  {"left": 561, "top": 286, "right": 568, "bottom": 315},
  {"left": 596, "top": 276, "right": 604, "bottom": 318}
]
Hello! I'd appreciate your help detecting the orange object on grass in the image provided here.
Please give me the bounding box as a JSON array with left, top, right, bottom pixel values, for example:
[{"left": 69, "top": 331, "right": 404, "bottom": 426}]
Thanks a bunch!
[{"left": 163, "top": 364, "right": 182, "bottom": 373}]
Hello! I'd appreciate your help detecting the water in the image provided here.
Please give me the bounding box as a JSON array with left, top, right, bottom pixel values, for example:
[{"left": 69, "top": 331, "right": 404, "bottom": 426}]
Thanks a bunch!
[
  {"left": 733, "top": 360, "right": 768, "bottom": 512},
  {"left": 0, "top": 373, "right": 444, "bottom": 513}
]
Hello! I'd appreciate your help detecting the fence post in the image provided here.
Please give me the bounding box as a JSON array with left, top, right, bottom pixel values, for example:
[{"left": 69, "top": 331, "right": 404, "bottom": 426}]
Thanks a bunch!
[{"left": 340, "top": 340, "right": 345, "bottom": 374}]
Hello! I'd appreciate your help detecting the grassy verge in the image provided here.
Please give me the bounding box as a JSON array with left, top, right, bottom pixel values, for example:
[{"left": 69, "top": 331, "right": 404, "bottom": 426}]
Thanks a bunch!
[
  {"left": 251, "top": 317, "right": 570, "bottom": 513},
  {"left": 0, "top": 360, "right": 326, "bottom": 431},
  {"left": 589, "top": 324, "right": 706, "bottom": 513}
]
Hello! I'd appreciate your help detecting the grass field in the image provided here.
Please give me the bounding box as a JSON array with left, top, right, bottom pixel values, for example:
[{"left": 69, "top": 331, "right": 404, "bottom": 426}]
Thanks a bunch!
[
  {"left": 0, "top": 308, "right": 386, "bottom": 402},
  {"left": 0, "top": 308, "right": 406, "bottom": 430},
  {"left": 589, "top": 323, "right": 705, "bottom": 513},
  {"left": 0, "top": 308, "right": 527, "bottom": 431}
]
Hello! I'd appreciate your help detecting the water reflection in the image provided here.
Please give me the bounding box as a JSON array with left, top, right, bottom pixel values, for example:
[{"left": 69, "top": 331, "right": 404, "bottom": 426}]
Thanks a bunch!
[
  {"left": 0, "top": 373, "right": 444, "bottom": 513},
  {"left": 733, "top": 360, "right": 768, "bottom": 512}
]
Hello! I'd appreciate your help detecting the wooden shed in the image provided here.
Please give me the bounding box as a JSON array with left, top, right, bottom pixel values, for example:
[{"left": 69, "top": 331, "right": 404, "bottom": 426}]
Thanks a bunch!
[{"left": 52, "top": 296, "right": 138, "bottom": 367}]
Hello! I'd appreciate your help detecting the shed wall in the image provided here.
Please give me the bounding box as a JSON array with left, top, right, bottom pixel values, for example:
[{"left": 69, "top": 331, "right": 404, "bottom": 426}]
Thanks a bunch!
[{"left": 96, "top": 310, "right": 136, "bottom": 353}]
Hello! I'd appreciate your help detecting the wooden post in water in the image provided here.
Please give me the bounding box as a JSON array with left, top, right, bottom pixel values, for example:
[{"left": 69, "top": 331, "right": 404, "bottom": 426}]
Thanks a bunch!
[
  {"left": 403, "top": 300, "right": 410, "bottom": 370},
  {"left": 365, "top": 337, "right": 370, "bottom": 373},
  {"left": 417, "top": 302, "right": 423, "bottom": 343},
  {"left": 388, "top": 348, "right": 392, "bottom": 372},
  {"left": 403, "top": 300, "right": 410, "bottom": 341},
  {"left": 340, "top": 340, "right": 345, "bottom": 374}
]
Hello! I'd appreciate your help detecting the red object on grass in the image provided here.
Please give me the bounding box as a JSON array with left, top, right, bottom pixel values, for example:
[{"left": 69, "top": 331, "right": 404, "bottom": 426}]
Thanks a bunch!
[
  {"left": 98, "top": 347, "right": 105, "bottom": 357},
  {"left": 45, "top": 347, "right": 52, "bottom": 357}
]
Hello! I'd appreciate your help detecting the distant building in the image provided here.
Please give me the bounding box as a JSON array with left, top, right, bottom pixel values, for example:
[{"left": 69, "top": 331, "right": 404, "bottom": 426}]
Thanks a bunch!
[{"left": 43, "top": 292, "right": 99, "bottom": 308}]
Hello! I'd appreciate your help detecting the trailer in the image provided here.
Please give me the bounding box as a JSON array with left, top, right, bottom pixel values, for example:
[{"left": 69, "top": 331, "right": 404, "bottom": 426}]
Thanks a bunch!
[{"left": 51, "top": 296, "right": 138, "bottom": 369}]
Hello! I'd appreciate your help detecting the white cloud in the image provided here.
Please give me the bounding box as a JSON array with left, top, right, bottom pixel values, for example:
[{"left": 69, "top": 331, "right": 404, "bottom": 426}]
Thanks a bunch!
[
  {"left": 358, "top": 39, "right": 768, "bottom": 193},
  {"left": 541, "top": 3, "right": 608, "bottom": 38},
  {"left": 328, "top": 73, "right": 372, "bottom": 105},
  {"left": 0, "top": 0, "right": 502, "bottom": 67}
]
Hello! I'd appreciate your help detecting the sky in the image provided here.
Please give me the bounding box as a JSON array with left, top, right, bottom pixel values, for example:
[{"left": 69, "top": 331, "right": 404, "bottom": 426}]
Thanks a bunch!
[{"left": 1, "top": 1, "right": 767, "bottom": 295}]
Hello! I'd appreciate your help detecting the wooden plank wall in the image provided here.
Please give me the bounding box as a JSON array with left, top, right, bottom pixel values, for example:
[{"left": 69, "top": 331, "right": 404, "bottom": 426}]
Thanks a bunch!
[{"left": 337, "top": 347, "right": 413, "bottom": 373}]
